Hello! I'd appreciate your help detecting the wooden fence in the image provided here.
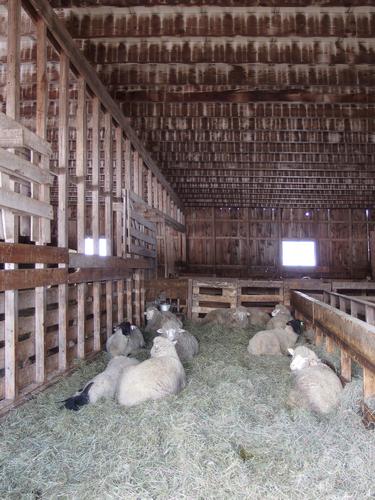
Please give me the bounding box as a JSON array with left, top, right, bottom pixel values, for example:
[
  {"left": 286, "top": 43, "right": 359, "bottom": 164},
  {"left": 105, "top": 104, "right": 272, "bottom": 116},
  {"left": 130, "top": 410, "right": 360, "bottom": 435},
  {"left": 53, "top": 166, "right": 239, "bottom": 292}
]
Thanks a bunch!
[
  {"left": 0, "top": 0, "right": 185, "bottom": 414},
  {"left": 323, "top": 291, "right": 375, "bottom": 326},
  {"left": 291, "top": 290, "right": 375, "bottom": 427}
]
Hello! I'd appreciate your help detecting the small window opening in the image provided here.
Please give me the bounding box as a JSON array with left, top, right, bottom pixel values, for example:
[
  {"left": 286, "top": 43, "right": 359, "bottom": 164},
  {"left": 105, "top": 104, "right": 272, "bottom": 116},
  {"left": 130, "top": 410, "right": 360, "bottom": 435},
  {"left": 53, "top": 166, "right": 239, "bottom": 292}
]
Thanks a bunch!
[
  {"left": 84, "top": 238, "right": 107, "bottom": 256},
  {"left": 282, "top": 240, "right": 316, "bottom": 267}
]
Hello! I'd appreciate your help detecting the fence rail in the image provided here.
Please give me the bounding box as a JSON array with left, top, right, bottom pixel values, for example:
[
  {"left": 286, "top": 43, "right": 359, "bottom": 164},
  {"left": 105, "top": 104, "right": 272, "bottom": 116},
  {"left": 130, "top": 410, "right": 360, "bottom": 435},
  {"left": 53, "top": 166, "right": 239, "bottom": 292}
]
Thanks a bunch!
[
  {"left": 291, "top": 290, "right": 375, "bottom": 427},
  {"left": 323, "top": 290, "right": 375, "bottom": 326}
]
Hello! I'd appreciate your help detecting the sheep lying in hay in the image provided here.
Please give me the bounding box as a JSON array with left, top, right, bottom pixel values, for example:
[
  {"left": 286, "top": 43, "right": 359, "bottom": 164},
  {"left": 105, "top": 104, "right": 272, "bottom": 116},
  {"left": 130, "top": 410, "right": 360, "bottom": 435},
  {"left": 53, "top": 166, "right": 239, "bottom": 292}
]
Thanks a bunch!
[
  {"left": 266, "top": 303, "right": 293, "bottom": 330},
  {"left": 61, "top": 356, "right": 140, "bottom": 411},
  {"left": 144, "top": 306, "right": 182, "bottom": 334},
  {"left": 117, "top": 336, "right": 186, "bottom": 407},
  {"left": 157, "top": 320, "right": 199, "bottom": 363},
  {"left": 106, "top": 321, "right": 145, "bottom": 357},
  {"left": 247, "top": 308, "right": 271, "bottom": 328},
  {"left": 247, "top": 324, "right": 299, "bottom": 356},
  {"left": 287, "top": 346, "right": 343, "bottom": 414},
  {"left": 200, "top": 306, "right": 254, "bottom": 329}
]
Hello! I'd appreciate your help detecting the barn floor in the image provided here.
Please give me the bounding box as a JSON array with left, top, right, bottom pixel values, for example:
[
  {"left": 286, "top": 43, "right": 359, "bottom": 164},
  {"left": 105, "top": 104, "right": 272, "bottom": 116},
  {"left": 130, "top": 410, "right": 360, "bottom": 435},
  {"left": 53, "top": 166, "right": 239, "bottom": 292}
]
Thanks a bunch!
[{"left": 0, "top": 324, "right": 374, "bottom": 500}]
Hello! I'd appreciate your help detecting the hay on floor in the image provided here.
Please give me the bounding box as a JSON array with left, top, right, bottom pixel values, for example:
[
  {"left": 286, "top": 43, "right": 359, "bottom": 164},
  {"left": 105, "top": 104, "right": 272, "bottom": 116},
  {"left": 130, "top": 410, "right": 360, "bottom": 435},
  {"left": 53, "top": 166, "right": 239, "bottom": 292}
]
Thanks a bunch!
[{"left": 0, "top": 323, "right": 374, "bottom": 499}]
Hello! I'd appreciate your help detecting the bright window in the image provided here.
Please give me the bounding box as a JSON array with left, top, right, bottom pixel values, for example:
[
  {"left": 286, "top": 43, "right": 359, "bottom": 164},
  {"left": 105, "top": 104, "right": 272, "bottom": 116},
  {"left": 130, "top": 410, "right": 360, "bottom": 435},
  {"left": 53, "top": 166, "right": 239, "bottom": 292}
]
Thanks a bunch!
[
  {"left": 282, "top": 240, "right": 316, "bottom": 267},
  {"left": 84, "top": 238, "right": 107, "bottom": 256}
]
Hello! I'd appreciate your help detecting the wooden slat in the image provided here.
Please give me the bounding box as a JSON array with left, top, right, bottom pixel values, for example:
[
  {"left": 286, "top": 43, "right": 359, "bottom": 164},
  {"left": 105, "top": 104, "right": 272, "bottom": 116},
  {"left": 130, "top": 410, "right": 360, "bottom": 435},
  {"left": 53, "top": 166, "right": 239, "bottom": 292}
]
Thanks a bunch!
[
  {"left": 129, "top": 244, "right": 156, "bottom": 258},
  {"left": 0, "top": 242, "right": 67, "bottom": 263},
  {"left": 69, "top": 253, "right": 151, "bottom": 270},
  {"left": 0, "top": 147, "right": 53, "bottom": 185},
  {"left": 0, "top": 187, "right": 53, "bottom": 219},
  {"left": 0, "top": 268, "right": 67, "bottom": 291},
  {"left": 0, "top": 112, "right": 52, "bottom": 156},
  {"left": 129, "top": 228, "right": 156, "bottom": 246}
]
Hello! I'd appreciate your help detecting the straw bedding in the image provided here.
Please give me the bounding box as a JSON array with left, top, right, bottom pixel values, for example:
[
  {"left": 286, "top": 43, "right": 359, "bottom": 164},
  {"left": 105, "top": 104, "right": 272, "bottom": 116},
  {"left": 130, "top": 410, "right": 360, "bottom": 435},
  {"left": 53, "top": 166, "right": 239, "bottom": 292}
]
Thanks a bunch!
[{"left": 0, "top": 323, "right": 374, "bottom": 499}]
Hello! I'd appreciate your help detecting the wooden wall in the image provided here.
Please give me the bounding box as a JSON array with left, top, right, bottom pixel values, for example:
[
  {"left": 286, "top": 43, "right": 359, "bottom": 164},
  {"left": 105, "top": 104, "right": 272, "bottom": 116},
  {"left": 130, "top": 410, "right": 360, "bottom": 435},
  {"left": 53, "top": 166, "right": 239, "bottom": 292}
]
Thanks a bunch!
[{"left": 186, "top": 207, "right": 373, "bottom": 279}]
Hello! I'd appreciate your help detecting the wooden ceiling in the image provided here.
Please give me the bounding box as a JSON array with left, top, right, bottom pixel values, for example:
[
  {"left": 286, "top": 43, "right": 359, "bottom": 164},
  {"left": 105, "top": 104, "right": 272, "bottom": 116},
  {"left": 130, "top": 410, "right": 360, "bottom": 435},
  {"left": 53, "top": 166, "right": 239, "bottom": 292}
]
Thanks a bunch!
[{"left": 13, "top": 2, "right": 375, "bottom": 206}]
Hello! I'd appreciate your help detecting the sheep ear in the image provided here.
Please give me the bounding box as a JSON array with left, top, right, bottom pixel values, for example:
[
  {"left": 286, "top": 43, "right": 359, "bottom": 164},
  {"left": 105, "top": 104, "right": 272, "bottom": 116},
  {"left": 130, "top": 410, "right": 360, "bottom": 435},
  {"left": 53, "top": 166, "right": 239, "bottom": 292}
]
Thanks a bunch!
[
  {"left": 288, "top": 348, "right": 295, "bottom": 356},
  {"left": 157, "top": 328, "right": 163, "bottom": 334},
  {"left": 179, "top": 329, "right": 186, "bottom": 333},
  {"left": 171, "top": 340, "right": 177, "bottom": 345},
  {"left": 130, "top": 325, "right": 136, "bottom": 331}
]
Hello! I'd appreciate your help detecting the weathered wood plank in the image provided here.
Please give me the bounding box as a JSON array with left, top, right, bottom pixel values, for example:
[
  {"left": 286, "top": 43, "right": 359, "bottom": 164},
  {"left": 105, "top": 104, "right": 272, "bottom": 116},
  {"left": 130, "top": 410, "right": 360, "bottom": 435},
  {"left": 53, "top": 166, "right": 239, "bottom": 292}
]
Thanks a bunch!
[
  {"left": 0, "top": 187, "right": 53, "bottom": 219},
  {"left": 0, "top": 242, "right": 68, "bottom": 263}
]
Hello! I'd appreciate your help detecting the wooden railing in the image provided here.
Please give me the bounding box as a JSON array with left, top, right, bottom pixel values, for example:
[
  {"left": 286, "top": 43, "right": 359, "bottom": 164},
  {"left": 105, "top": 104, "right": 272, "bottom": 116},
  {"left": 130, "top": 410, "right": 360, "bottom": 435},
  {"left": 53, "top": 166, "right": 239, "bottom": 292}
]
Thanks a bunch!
[
  {"left": 0, "top": 0, "right": 186, "bottom": 413},
  {"left": 291, "top": 291, "right": 375, "bottom": 426},
  {"left": 323, "top": 291, "right": 375, "bottom": 326}
]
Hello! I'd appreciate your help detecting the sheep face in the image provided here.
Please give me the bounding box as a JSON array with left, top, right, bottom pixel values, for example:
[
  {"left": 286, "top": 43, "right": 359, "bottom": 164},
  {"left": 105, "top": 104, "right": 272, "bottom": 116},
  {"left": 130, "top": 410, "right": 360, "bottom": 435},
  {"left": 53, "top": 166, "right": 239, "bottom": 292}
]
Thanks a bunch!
[
  {"left": 113, "top": 321, "right": 132, "bottom": 336},
  {"left": 146, "top": 307, "right": 158, "bottom": 321},
  {"left": 288, "top": 347, "right": 319, "bottom": 371},
  {"left": 271, "top": 304, "right": 289, "bottom": 317},
  {"left": 151, "top": 336, "right": 176, "bottom": 358}
]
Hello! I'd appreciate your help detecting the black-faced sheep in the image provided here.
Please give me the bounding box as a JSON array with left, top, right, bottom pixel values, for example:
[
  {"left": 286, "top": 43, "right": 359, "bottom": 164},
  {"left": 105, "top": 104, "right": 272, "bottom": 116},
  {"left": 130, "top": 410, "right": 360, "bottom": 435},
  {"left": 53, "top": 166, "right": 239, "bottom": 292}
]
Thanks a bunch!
[
  {"left": 116, "top": 336, "right": 186, "bottom": 407},
  {"left": 247, "top": 325, "right": 298, "bottom": 356},
  {"left": 287, "top": 346, "right": 343, "bottom": 414},
  {"left": 157, "top": 320, "right": 199, "bottom": 362},
  {"left": 106, "top": 321, "right": 145, "bottom": 357},
  {"left": 61, "top": 356, "right": 140, "bottom": 411},
  {"left": 144, "top": 306, "right": 182, "bottom": 334}
]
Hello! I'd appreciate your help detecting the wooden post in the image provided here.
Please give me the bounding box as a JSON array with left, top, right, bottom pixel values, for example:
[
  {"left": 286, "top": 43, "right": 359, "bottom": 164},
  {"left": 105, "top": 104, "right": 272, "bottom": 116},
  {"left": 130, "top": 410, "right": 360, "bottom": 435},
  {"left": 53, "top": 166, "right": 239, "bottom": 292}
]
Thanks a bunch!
[
  {"left": 187, "top": 278, "right": 193, "bottom": 320},
  {"left": 325, "top": 334, "right": 335, "bottom": 353},
  {"left": 315, "top": 325, "right": 323, "bottom": 346},
  {"left": 91, "top": 97, "right": 101, "bottom": 352},
  {"left": 350, "top": 300, "right": 359, "bottom": 318},
  {"left": 58, "top": 52, "right": 69, "bottom": 371},
  {"left": 104, "top": 112, "right": 113, "bottom": 339},
  {"left": 147, "top": 170, "right": 153, "bottom": 207},
  {"left": 115, "top": 127, "right": 124, "bottom": 324},
  {"left": 76, "top": 76, "right": 87, "bottom": 359},
  {"left": 339, "top": 297, "right": 346, "bottom": 313},
  {"left": 134, "top": 271, "right": 141, "bottom": 325},
  {"left": 3, "top": 0, "right": 21, "bottom": 400},
  {"left": 124, "top": 139, "right": 131, "bottom": 191},
  {"left": 133, "top": 150, "right": 139, "bottom": 194},
  {"left": 365, "top": 305, "right": 375, "bottom": 326},
  {"left": 34, "top": 19, "right": 48, "bottom": 383},
  {"left": 363, "top": 368, "right": 375, "bottom": 399},
  {"left": 126, "top": 277, "right": 133, "bottom": 322},
  {"left": 340, "top": 349, "right": 352, "bottom": 382}
]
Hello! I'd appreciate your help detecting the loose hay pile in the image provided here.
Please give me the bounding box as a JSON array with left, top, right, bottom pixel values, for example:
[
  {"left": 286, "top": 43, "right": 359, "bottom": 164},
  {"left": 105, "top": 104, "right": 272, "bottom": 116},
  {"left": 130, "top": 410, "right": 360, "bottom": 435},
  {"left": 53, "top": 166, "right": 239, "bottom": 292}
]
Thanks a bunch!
[{"left": 0, "top": 324, "right": 374, "bottom": 499}]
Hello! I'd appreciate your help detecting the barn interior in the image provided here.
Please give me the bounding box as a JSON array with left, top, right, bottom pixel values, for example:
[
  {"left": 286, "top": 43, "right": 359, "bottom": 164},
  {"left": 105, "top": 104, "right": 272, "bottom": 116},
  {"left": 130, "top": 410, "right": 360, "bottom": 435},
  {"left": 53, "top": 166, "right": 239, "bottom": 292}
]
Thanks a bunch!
[{"left": 1, "top": 0, "right": 375, "bottom": 497}]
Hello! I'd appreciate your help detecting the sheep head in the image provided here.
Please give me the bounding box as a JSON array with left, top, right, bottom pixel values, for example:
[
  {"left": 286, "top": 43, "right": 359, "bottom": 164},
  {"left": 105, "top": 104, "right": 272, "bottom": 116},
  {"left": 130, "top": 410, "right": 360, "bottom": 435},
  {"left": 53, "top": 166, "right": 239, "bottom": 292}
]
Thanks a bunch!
[
  {"left": 288, "top": 346, "right": 320, "bottom": 371},
  {"left": 151, "top": 336, "right": 177, "bottom": 358},
  {"left": 145, "top": 306, "right": 158, "bottom": 321}
]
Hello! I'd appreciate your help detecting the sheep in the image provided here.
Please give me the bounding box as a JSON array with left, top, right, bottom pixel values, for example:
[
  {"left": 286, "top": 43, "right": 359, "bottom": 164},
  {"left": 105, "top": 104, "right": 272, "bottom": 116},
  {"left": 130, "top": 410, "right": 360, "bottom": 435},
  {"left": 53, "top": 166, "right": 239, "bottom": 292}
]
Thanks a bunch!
[
  {"left": 117, "top": 336, "right": 186, "bottom": 407},
  {"left": 271, "top": 303, "right": 291, "bottom": 317},
  {"left": 247, "top": 308, "right": 271, "bottom": 328},
  {"left": 61, "top": 356, "right": 140, "bottom": 411},
  {"left": 287, "top": 346, "right": 343, "bottom": 414},
  {"left": 144, "top": 306, "right": 182, "bottom": 334},
  {"left": 199, "top": 308, "right": 231, "bottom": 326},
  {"left": 106, "top": 321, "right": 145, "bottom": 357},
  {"left": 200, "top": 306, "right": 251, "bottom": 328},
  {"left": 157, "top": 320, "right": 199, "bottom": 362},
  {"left": 247, "top": 325, "right": 298, "bottom": 356}
]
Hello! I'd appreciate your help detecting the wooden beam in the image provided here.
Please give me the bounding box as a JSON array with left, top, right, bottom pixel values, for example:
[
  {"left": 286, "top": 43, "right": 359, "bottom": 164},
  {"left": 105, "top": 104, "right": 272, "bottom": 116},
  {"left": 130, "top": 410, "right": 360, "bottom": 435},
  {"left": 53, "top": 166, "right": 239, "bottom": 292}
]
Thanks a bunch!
[
  {"left": 91, "top": 96, "right": 101, "bottom": 352},
  {"left": 0, "top": 147, "right": 53, "bottom": 185},
  {"left": 0, "top": 242, "right": 67, "bottom": 263},
  {"left": 58, "top": 51, "right": 69, "bottom": 372},
  {"left": 0, "top": 268, "right": 67, "bottom": 291},
  {"left": 104, "top": 112, "right": 113, "bottom": 339},
  {"left": 76, "top": 76, "right": 86, "bottom": 360},
  {"left": 69, "top": 253, "right": 151, "bottom": 269}
]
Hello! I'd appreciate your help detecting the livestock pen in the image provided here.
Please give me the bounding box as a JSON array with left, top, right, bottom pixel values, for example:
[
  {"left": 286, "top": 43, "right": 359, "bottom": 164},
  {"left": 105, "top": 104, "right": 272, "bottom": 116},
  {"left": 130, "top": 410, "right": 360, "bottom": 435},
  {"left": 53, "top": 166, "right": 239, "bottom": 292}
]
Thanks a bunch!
[{"left": 1, "top": 0, "right": 375, "bottom": 498}]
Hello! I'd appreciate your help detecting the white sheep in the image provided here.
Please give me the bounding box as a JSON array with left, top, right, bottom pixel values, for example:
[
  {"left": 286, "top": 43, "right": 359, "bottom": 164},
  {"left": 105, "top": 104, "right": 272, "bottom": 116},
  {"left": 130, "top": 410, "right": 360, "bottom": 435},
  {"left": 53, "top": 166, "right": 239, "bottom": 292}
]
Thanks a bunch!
[
  {"left": 106, "top": 321, "right": 145, "bottom": 357},
  {"left": 157, "top": 320, "right": 199, "bottom": 362},
  {"left": 200, "top": 307, "right": 250, "bottom": 328},
  {"left": 144, "top": 306, "right": 182, "bottom": 334},
  {"left": 271, "top": 303, "right": 291, "bottom": 317},
  {"left": 287, "top": 346, "right": 343, "bottom": 414},
  {"left": 117, "top": 336, "right": 186, "bottom": 407},
  {"left": 247, "top": 308, "right": 271, "bottom": 328},
  {"left": 247, "top": 325, "right": 298, "bottom": 356},
  {"left": 61, "top": 356, "right": 140, "bottom": 411}
]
